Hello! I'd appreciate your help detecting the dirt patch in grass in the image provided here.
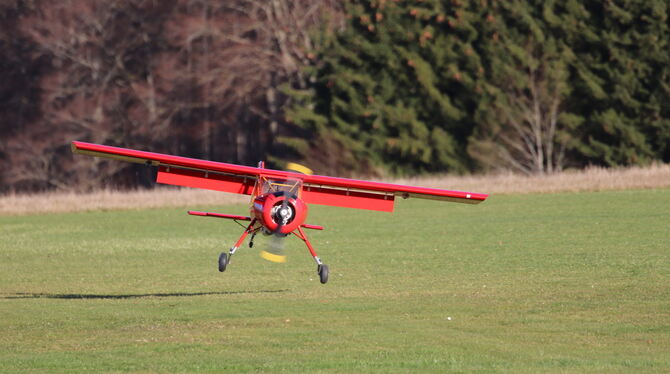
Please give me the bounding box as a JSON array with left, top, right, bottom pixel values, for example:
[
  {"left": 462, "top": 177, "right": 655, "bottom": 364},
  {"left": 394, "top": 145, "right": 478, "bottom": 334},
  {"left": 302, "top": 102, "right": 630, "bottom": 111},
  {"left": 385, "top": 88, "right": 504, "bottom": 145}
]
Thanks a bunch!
[{"left": 1, "top": 164, "right": 668, "bottom": 215}]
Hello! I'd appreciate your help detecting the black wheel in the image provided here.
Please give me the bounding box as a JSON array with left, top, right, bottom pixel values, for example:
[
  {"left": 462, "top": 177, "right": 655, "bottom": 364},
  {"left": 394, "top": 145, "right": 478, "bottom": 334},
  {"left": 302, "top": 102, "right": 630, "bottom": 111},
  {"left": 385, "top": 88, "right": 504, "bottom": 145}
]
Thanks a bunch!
[
  {"left": 218, "top": 252, "right": 229, "bottom": 272},
  {"left": 318, "top": 264, "right": 329, "bottom": 284}
]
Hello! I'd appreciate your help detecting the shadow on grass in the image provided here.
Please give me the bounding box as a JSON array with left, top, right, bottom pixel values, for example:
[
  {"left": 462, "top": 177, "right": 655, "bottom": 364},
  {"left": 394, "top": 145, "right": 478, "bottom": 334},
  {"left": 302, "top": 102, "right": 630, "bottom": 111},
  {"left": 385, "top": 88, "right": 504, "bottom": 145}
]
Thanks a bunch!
[{"left": 2, "top": 289, "right": 289, "bottom": 300}]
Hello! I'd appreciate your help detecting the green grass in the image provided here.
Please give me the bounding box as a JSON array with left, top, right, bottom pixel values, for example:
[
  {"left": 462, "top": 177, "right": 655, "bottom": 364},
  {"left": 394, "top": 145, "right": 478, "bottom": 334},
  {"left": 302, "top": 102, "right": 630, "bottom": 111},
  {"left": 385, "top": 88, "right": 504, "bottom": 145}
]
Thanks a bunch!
[{"left": 1, "top": 189, "right": 669, "bottom": 373}]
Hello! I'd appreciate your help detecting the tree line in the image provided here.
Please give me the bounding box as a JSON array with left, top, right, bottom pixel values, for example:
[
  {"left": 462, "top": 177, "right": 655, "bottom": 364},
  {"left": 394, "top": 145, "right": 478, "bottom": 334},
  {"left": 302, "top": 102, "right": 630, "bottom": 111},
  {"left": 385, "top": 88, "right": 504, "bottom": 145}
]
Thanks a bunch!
[
  {"left": 283, "top": 0, "right": 670, "bottom": 176},
  {"left": 0, "top": 0, "right": 342, "bottom": 191},
  {"left": 1, "top": 0, "right": 668, "bottom": 192}
]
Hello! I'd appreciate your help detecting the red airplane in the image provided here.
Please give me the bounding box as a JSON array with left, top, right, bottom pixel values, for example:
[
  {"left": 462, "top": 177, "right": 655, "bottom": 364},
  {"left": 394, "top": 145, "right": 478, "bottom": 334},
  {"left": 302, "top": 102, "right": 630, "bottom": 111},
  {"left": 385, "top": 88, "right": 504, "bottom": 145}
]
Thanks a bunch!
[{"left": 71, "top": 141, "right": 488, "bottom": 284}]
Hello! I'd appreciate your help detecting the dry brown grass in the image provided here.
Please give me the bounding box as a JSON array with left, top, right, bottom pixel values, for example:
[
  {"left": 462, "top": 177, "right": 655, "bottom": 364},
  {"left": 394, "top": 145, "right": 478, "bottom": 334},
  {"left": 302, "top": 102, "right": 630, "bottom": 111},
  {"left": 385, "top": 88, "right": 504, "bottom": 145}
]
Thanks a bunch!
[
  {"left": 1, "top": 164, "right": 669, "bottom": 216},
  {"left": 391, "top": 163, "right": 670, "bottom": 195},
  {"left": 0, "top": 188, "right": 248, "bottom": 216}
]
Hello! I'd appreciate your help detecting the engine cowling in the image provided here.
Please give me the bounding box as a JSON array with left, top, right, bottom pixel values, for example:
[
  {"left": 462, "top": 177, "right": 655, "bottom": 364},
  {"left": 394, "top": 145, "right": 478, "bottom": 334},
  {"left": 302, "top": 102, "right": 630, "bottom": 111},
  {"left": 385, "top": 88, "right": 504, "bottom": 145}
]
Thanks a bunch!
[{"left": 252, "top": 192, "right": 308, "bottom": 234}]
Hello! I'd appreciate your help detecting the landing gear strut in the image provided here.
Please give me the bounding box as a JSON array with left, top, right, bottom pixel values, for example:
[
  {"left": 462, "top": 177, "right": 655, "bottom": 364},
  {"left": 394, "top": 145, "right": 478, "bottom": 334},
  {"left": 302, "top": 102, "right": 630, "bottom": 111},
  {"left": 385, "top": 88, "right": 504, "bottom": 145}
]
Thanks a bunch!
[
  {"left": 218, "top": 219, "right": 329, "bottom": 284},
  {"left": 249, "top": 231, "right": 257, "bottom": 248},
  {"left": 294, "top": 226, "right": 329, "bottom": 284},
  {"left": 218, "top": 218, "right": 257, "bottom": 272}
]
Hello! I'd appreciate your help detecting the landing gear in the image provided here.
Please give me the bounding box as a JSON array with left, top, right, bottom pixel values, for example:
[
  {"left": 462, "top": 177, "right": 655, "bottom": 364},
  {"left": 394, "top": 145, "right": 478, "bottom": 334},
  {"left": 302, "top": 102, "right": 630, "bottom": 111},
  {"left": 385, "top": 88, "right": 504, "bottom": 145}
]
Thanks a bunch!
[
  {"left": 216, "top": 218, "right": 330, "bottom": 284},
  {"left": 218, "top": 218, "right": 257, "bottom": 272},
  {"left": 249, "top": 232, "right": 257, "bottom": 248},
  {"left": 218, "top": 252, "right": 228, "bottom": 272},
  {"left": 318, "top": 264, "right": 329, "bottom": 284},
  {"left": 294, "top": 226, "right": 329, "bottom": 285}
]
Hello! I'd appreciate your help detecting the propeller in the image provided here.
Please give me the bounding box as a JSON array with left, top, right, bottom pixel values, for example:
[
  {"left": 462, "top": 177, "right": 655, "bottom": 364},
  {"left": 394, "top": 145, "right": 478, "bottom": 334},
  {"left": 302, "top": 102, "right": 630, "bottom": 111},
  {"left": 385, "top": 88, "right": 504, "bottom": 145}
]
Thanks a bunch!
[{"left": 259, "top": 163, "right": 313, "bottom": 263}]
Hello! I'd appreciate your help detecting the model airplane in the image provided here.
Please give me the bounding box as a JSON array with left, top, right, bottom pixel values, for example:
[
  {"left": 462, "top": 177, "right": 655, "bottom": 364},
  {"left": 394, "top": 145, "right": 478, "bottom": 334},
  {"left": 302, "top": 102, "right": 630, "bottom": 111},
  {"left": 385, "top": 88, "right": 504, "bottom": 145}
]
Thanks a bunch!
[{"left": 71, "top": 141, "right": 488, "bottom": 284}]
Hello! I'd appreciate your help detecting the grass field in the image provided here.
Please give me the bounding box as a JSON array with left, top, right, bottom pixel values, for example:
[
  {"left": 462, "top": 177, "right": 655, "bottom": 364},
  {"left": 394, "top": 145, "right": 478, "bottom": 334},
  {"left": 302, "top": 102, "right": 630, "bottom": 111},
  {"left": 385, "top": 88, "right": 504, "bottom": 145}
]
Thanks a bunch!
[{"left": 1, "top": 189, "right": 669, "bottom": 373}]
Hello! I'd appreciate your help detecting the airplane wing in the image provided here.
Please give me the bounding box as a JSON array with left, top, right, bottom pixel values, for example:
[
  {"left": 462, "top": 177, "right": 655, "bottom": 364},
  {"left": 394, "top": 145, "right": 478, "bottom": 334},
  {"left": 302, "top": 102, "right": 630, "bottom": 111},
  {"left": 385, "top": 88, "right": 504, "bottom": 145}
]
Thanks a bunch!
[
  {"left": 187, "top": 210, "right": 324, "bottom": 230},
  {"left": 72, "top": 141, "right": 260, "bottom": 195},
  {"left": 187, "top": 211, "right": 251, "bottom": 221},
  {"left": 71, "top": 141, "right": 488, "bottom": 212},
  {"left": 299, "top": 174, "right": 487, "bottom": 212}
]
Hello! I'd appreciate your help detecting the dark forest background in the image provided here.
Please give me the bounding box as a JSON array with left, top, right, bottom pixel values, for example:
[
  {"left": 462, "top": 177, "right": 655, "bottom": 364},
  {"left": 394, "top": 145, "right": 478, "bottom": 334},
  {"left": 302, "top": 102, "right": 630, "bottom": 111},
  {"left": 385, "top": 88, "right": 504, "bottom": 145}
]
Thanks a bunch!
[{"left": 1, "top": 0, "right": 668, "bottom": 192}]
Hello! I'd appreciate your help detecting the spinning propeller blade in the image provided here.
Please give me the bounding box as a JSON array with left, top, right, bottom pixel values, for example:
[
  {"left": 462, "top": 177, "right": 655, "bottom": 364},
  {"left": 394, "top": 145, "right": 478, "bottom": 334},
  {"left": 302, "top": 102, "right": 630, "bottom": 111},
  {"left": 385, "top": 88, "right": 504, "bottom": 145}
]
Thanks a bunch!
[
  {"left": 259, "top": 193, "right": 290, "bottom": 263},
  {"left": 285, "top": 162, "right": 313, "bottom": 175},
  {"left": 260, "top": 239, "right": 287, "bottom": 263},
  {"left": 259, "top": 163, "right": 313, "bottom": 263}
]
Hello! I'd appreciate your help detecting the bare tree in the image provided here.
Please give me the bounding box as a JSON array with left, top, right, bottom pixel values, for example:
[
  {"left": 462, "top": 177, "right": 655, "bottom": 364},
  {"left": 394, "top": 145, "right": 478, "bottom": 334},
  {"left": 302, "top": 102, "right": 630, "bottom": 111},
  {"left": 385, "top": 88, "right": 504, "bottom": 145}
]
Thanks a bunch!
[
  {"left": 1, "top": 0, "right": 342, "bottom": 192},
  {"left": 3, "top": 1, "right": 179, "bottom": 190},
  {"left": 469, "top": 38, "right": 579, "bottom": 175},
  {"left": 166, "top": 0, "right": 343, "bottom": 165}
]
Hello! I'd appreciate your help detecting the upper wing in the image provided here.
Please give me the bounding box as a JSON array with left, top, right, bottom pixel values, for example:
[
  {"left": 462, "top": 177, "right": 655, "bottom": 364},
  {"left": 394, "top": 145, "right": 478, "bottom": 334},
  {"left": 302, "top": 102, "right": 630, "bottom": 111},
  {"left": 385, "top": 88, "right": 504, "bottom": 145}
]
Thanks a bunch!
[
  {"left": 72, "top": 141, "right": 259, "bottom": 195},
  {"left": 71, "top": 141, "right": 488, "bottom": 212},
  {"left": 299, "top": 174, "right": 488, "bottom": 212}
]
